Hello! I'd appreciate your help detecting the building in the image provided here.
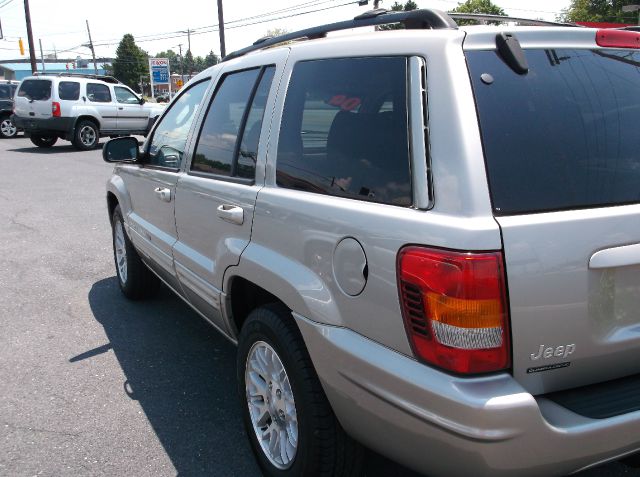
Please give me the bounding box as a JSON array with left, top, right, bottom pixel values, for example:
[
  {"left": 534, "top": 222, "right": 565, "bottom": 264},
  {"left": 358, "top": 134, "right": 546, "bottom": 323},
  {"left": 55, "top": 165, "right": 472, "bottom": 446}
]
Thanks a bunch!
[{"left": 0, "top": 58, "right": 112, "bottom": 81}]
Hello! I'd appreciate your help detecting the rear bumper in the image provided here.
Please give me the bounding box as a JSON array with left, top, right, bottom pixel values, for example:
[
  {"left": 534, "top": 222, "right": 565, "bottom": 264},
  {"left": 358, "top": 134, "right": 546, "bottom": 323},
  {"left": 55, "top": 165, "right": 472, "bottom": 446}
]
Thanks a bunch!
[
  {"left": 11, "top": 115, "right": 74, "bottom": 136},
  {"left": 294, "top": 313, "right": 640, "bottom": 477}
]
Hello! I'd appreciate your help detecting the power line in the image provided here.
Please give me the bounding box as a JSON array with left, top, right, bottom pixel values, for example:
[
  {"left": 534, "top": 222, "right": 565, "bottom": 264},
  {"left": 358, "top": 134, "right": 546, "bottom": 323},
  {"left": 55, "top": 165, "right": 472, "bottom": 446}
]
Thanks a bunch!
[
  {"left": 92, "top": 0, "right": 349, "bottom": 47},
  {"left": 0, "top": 0, "right": 17, "bottom": 10}
]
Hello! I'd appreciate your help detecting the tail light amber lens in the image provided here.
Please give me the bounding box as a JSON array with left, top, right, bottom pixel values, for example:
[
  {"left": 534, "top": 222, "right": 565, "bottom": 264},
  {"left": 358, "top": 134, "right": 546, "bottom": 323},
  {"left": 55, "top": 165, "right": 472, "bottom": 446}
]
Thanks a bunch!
[{"left": 397, "top": 246, "right": 511, "bottom": 374}]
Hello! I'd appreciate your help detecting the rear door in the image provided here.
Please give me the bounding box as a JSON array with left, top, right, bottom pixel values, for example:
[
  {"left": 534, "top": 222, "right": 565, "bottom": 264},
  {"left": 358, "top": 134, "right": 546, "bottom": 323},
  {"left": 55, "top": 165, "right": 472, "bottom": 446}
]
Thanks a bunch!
[
  {"left": 85, "top": 82, "right": 118, "bottom": 131},
  {"left": 173, "top": 51, "right": 284, "bottom": 330},
  {"left": 114, "top": 85, "right": 148, "bottom": 131},
  {"left": 15, "top": 78, "right": 52, "bottom": 119},
  {"left": 467, "top": 46, "right": 640, "bottom": 395}
]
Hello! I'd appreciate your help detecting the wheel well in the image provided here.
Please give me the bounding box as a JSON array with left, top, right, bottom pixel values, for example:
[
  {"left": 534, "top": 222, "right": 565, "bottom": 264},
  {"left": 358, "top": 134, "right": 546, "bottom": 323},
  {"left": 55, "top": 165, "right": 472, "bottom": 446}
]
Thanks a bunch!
[
  {"left": 75, "top": 115, "right": 99, "bottom": 131},
  {"left": 107, "top": 192, "right": 118, "bottom": 224},
  {"left": 229, "top": 277, "right": 285, "bottom": 333}
]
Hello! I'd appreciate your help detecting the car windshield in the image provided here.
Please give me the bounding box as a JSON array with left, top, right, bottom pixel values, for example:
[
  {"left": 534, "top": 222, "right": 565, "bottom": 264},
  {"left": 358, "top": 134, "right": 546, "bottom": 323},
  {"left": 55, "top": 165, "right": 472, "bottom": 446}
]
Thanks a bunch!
[
  {"left": 17, "top": 79, "right": 52, "bottom": 101},
  {"left": 467, "top": 48, "right": 640, "bottom": 215}
]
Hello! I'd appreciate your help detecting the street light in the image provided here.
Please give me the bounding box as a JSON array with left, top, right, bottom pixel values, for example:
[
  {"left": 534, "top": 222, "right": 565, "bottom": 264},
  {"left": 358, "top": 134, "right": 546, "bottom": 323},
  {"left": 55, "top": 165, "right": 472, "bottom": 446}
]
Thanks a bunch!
[{"left": 622, "top": 4, "right": 640, "bottom": 26}]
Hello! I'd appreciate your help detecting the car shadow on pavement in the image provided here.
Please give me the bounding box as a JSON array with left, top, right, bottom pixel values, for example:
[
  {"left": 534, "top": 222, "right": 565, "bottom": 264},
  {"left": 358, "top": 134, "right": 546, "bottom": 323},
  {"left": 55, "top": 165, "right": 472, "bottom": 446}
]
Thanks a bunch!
[
  {"left": 9, "top": 143, "right": 105, "bottom": 154},
  {"left": 86, "top": 277, "right": 425, "bottom": 477}
]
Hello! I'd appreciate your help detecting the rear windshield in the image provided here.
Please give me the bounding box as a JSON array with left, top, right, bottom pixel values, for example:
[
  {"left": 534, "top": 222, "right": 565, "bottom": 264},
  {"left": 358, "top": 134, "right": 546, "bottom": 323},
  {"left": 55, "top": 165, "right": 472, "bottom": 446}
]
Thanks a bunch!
[
  {"left": 18, "top": 79, "right": 52, "bottom": 101},
  {"left": 467, "top": 48, "right": 640, "bottom": 215},
  {"left": 0, "top": 84, "right": 15, "bottom": 99}
]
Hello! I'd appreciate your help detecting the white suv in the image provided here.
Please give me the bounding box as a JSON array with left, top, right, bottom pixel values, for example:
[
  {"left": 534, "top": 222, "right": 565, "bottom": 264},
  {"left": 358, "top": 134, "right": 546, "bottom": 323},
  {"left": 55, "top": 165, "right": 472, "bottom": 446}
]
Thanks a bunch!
[{"left": 12, "top": 73, "right": 165, "bottom": 150}]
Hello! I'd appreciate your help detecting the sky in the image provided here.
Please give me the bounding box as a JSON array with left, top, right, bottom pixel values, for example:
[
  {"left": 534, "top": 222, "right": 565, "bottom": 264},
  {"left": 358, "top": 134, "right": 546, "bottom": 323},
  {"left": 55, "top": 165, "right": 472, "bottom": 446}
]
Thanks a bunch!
[{"left": 0, "top": 0, "right": 572, "bottom": 62}]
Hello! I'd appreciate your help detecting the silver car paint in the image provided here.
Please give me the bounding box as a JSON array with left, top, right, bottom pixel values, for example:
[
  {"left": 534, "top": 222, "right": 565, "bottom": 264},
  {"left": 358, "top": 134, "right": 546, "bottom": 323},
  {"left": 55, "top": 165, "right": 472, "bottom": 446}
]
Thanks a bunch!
[{"left": 294, "top": 312, "right": 640, "bottom": 477}]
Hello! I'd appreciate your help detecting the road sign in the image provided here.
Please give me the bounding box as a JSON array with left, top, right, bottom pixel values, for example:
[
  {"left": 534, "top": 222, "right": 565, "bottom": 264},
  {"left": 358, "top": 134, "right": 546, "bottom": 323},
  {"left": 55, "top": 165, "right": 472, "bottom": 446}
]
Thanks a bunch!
[{"left": 176, "top": 79, "right": 183, "bottom": 88}]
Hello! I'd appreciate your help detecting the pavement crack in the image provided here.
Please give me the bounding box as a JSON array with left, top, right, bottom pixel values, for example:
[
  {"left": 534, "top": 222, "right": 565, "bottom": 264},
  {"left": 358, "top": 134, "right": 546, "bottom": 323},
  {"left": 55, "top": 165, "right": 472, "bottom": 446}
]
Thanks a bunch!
[{"left": 2, "top": 420, "right": 81, "bottom": 438}]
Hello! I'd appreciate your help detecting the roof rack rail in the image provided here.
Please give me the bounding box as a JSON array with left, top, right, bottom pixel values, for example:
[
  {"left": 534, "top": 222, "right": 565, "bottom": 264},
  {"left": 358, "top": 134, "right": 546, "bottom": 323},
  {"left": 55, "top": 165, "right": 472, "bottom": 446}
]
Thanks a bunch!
[
  {"left": 223, "top": 8, "right": 457, "bottom": 62},
  {"left": 31, "top": 72, "right": 121, "bottom": 84},
  {"left": 448, "top": 13, "right": 578, "bottom": 27}
]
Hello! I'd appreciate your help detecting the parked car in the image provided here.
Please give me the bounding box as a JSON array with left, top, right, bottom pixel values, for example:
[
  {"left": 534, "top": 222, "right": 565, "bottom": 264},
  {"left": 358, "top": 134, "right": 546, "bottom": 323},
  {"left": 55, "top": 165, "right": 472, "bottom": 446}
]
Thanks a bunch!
[
  {"left": 102, "top": 9, "right": 640, "bottom": 477},
  {"left": 12, "top": 73, "right": 165, "bottom": 150},
  {"left": 0, "top": 80, "right": 20, "bottom": 138},
  {"left": 155, "top": 93, "right": 170, "bottom": 103}
]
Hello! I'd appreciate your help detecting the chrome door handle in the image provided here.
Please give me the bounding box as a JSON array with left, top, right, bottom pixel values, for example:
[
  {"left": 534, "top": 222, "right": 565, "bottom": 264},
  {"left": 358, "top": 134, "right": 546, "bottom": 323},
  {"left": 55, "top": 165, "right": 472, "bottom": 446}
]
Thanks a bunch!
[
  {"left": 154, "top": 187, "right": 172, "bottom": 202},
  {"left": 216, "top": 204, "right": 244, "bottom": 225}
]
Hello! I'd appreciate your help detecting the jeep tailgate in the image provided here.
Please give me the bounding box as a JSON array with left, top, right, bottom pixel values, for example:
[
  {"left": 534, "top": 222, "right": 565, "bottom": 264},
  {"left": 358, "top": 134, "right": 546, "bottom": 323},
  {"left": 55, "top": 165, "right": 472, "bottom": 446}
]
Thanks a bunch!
[{"left": 466, "top": 47, "right": 640, "bottom": 394}]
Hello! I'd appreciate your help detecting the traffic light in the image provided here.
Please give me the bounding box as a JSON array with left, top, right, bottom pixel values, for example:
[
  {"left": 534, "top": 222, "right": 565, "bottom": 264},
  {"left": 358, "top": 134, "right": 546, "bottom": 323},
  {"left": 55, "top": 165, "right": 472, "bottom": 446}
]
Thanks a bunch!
[{"left": 18, "top": 38, "right": 24, "bottom": 56}]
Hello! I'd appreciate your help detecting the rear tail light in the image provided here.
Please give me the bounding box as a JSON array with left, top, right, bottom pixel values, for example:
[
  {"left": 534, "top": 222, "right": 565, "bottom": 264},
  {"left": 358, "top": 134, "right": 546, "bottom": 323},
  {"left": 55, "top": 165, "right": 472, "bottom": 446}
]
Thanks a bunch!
[
  {"left": 52, "top": 101, "right": 61, "bottom": 117},
  {"left": 397, "top": 246, "right": 511, "bottom": 374},
  {"left": 596, "top": 29, "right": 640, "bottom": 49}
]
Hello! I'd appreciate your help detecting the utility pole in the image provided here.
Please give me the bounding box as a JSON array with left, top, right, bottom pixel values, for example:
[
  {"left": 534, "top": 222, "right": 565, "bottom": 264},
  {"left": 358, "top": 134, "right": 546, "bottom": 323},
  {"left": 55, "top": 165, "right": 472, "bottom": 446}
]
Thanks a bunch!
[
  {"left": 85, "top": 20, "right": 98, "bottom": 75},
  {"left": 178, "top": 43, "right": 184, "bottom": 85},
  {"left": 38, "top": 38, "right": 45, "bottom": 72},
  {"left": 187, "top": 28, "right": 191, "bottom": 53},
  {"left": 23, "top": 0, "right": 37, "bottom": 74},
  {"left": 217, "top": 0, "right": 226, "bottom": 58}
]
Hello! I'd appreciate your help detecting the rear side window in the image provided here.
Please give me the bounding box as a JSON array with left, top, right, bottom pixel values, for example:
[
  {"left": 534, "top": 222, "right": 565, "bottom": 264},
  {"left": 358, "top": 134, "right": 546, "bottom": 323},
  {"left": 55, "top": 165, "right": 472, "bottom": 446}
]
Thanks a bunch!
[
  {"left": 18, "top": 80, "right": 51, "bottom": 100},
  {"left": 276, "top": 57, "right": 411, "bottom": 206},
  {"left": 192, "top": 66, "right": 275, "bottom": 179},
  {"left": 86, "top": 83, "right": 111, "bottom": 103},
  {"left": 467, "top": 48, "right": 640, "bottom": 215},
  {"left": 58, "top": 81, "right": 80, "bottom": 101}
]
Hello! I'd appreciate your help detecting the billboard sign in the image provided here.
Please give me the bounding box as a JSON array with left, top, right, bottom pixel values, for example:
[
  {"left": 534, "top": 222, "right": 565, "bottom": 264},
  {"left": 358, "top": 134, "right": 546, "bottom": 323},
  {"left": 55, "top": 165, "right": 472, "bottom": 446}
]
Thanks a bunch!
[
  {"left": 150, "top": 58, "right": 170, "bottom": 84},
  {"left": 149, "top": 58, "right": 171, "bottom": 99}
]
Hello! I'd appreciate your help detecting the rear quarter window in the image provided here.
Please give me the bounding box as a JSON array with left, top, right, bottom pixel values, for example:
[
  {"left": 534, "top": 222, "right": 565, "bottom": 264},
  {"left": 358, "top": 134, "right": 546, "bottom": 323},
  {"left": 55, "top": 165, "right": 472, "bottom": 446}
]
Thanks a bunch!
[
  {"left": 276, "top": 57, "right": 411, "bottom": 206},
  {"left": 467, "top": 48, "right": 640, "bottom": 215},
  {"left": 17, "top": 80, "right": 52, "bottom": 101},
  {"left": 58, "top": 81, "right": 80, "bottom": 101}
]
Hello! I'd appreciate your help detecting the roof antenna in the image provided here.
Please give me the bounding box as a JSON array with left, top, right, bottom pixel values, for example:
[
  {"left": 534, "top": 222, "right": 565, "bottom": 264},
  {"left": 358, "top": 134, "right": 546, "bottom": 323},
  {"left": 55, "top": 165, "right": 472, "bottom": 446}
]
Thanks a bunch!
[{"left": 495, "top": 32, "right": 529, "bottom": 74}]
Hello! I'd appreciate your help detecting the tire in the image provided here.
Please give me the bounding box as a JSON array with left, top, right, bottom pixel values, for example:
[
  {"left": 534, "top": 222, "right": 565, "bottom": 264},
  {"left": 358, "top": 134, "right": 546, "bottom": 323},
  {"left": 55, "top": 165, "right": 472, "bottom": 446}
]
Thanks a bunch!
[
  {"left": 30, "top": 134, "right": 58, "bottom": 148},
  {"left": 0, "top": 116, "right": 18, "bottom": 138},
  {"left": 73, "top": 119, "right": 99, "bottom": 150},
  {"left": 237, "top": 304, "right": 364, "bottom": 477},
  {"left": 111, "top": 205, "right": 159, "bottom": 300}
]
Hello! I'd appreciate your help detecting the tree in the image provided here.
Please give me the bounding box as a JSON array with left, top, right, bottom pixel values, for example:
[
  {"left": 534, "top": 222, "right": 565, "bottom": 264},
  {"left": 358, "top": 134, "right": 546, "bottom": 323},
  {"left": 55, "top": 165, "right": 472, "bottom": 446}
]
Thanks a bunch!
[
  {"left": 379, "top": 1, "right": 418, "bottom": 30},
  {"left": 113, "top": 34, "right": 148, "bottom": 92},
  {"left": 154, "top": 49, "right": 178, "bottom": 65},
  {"left": 265, "top": 28, "right": 289, "bottom": 38},
  {"left": 204, "top": 50, "right": 220, "bottom": 68},
  {"left": 194, "top": 55, "right": 206, "bottom": 72},
  {"left": 449, "top": 0, "right": 506, "bottom": 25},
  {"left": 559, "top": 0, "right": 638, "bottom": 23},
  {"left": 184, "top": 49, "right": 195, "bottom": 76}
]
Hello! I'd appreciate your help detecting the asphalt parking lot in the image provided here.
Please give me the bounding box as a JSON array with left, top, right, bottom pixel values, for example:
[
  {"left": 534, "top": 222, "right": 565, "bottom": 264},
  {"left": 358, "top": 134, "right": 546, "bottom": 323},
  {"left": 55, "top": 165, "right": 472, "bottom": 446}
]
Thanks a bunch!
[{"left": 0, "top": 136, "right": 638, "bottom": 477}]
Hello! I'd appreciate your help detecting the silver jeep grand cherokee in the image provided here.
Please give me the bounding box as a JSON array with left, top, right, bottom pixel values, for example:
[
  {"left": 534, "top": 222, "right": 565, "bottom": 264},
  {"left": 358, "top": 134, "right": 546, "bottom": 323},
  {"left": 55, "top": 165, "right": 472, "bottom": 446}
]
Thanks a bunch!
[{"left": 103, "top": 9, "right": 640, "bottom": 477}]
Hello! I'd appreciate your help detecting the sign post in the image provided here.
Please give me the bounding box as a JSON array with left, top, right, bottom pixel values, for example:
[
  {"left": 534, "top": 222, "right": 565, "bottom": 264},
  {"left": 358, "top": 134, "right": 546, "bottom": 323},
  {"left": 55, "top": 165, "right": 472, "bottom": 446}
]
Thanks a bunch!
[{"left": 149, "top": 58, "right": 171, "bottom": 100}]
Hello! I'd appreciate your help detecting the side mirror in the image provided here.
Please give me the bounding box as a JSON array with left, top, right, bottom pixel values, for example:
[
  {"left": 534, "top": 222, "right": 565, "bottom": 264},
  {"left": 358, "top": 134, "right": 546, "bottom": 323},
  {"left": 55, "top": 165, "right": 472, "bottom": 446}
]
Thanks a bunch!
[
  {"left": 103, "top": 136, "right": 140, "bottom": 163},
  {"left": 139, "top": 97, "right": 146, "bottom": 105}
]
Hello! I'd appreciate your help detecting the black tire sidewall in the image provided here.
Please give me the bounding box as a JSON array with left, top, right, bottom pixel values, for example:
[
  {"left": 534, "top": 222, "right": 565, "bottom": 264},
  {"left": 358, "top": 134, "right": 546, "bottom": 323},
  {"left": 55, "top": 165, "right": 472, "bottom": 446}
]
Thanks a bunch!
[
  {"left": 237, "top": 307, "right": 321, "bottom": 477},
  {"left": 74, "top": 120, "right": 99, "bottom": 150},
  {"left": 30, "top": 134, "right": 57, "bottom": 148}
]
